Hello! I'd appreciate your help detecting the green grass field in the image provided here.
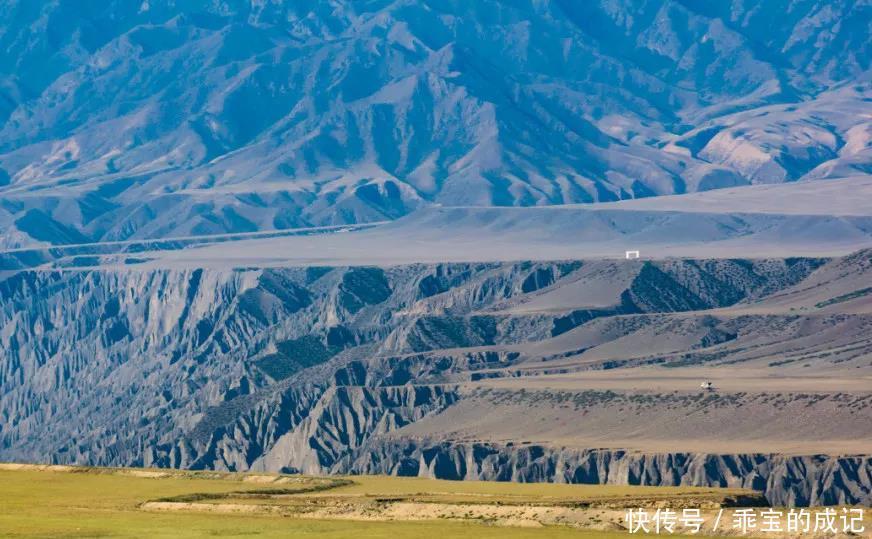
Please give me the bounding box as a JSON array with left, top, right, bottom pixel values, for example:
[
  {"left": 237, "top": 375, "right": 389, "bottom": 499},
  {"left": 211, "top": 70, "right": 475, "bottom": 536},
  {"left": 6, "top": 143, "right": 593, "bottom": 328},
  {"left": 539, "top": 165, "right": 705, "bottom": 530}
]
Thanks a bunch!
[{"left": 0, "top": 465, "right": 741, "bottom": 538}]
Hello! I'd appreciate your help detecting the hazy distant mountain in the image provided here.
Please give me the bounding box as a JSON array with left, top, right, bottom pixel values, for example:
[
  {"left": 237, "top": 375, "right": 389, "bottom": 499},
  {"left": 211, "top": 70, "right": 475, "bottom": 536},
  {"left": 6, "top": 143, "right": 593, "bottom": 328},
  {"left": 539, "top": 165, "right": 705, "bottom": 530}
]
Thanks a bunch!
[{"left": 0, "top": 0, "right": 870, "bottom": 247}]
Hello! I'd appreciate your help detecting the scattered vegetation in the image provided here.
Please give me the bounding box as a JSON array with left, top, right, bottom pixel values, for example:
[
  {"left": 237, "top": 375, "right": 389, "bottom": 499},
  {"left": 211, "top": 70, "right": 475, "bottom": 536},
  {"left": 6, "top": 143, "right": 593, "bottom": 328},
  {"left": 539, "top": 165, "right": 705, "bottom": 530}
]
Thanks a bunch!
[
  {"left": 815, "top": 287, "right": 872, "bottom": 308},
  {"left": 256, "top": 334, "right": 342, "bottom": 380},
  {"left": 153, "top": 478, "right": 353, "bottom": 503}
]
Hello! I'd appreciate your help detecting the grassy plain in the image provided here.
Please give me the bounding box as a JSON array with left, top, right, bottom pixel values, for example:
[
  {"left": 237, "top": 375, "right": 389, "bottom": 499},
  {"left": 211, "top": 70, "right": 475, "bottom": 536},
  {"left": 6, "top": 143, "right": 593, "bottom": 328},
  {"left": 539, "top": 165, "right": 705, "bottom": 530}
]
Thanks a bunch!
[{"left": 0, "top": 465, "right": 743, "bottom": 538}]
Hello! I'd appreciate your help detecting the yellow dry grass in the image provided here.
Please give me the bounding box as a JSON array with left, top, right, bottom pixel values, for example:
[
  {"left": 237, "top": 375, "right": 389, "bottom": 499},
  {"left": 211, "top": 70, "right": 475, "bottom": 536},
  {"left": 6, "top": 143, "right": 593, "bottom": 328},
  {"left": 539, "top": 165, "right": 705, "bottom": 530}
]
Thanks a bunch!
[{"left": 0, "top": 464, "right": 740, "bottom": 538}]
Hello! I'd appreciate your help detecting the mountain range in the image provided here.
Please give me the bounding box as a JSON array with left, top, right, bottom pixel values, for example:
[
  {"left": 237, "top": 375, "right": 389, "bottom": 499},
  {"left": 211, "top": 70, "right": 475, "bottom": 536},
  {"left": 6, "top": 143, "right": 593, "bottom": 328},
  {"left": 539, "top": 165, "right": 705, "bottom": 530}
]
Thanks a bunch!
[
  {"left": 1, "top": 0, "right": 870, "bottom": 248},
  {"left": 1, "top": 0, "right": 871, "bottom": 510}
]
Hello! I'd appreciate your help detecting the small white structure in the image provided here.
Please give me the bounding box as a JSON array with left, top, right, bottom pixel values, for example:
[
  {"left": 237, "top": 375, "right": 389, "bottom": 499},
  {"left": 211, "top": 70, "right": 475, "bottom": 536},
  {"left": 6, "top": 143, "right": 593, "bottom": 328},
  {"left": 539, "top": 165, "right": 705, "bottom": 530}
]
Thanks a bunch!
[
  {"left": 700, "top": 381, "right": 714, "bottom": 391},
  {"left": 625, "top": 250, "right": 640, "bottom": 260}
]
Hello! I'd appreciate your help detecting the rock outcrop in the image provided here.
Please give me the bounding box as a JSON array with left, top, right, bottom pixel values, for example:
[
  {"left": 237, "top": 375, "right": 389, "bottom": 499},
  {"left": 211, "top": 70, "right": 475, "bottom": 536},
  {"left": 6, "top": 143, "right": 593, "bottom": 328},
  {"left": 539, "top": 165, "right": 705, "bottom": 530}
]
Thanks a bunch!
[{"left": 343, "top": 440, "right": 872, "bottom": 507}]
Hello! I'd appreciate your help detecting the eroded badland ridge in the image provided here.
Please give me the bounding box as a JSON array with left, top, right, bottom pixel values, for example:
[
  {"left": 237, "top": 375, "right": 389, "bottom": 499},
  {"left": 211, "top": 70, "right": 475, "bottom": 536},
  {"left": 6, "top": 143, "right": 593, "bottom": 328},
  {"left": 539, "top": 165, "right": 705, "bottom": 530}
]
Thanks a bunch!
[{"left": 1, "top": 249, "right": 870, "bottom": 505}]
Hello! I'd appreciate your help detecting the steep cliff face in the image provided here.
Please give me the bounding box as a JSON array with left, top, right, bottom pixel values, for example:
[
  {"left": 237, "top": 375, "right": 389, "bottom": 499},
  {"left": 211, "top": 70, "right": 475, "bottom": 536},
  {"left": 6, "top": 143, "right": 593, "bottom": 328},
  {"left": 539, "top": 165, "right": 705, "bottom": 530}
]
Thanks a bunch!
[
  {"left": 141, "top": 377, "right": 872, "bottom": 506},
  {"left": 0, "top": 254, "right": 869, "bottom": 505},
  {"left": 342, "top": 441, "right": 872, "bottom": 507}
]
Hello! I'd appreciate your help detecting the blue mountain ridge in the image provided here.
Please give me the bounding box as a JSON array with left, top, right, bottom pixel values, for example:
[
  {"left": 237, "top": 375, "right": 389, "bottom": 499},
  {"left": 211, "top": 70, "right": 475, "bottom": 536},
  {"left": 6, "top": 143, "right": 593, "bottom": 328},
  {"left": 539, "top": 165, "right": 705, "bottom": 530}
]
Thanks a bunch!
[{"left": 0, "top": 0, "right": 869, "bottom": 248}]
